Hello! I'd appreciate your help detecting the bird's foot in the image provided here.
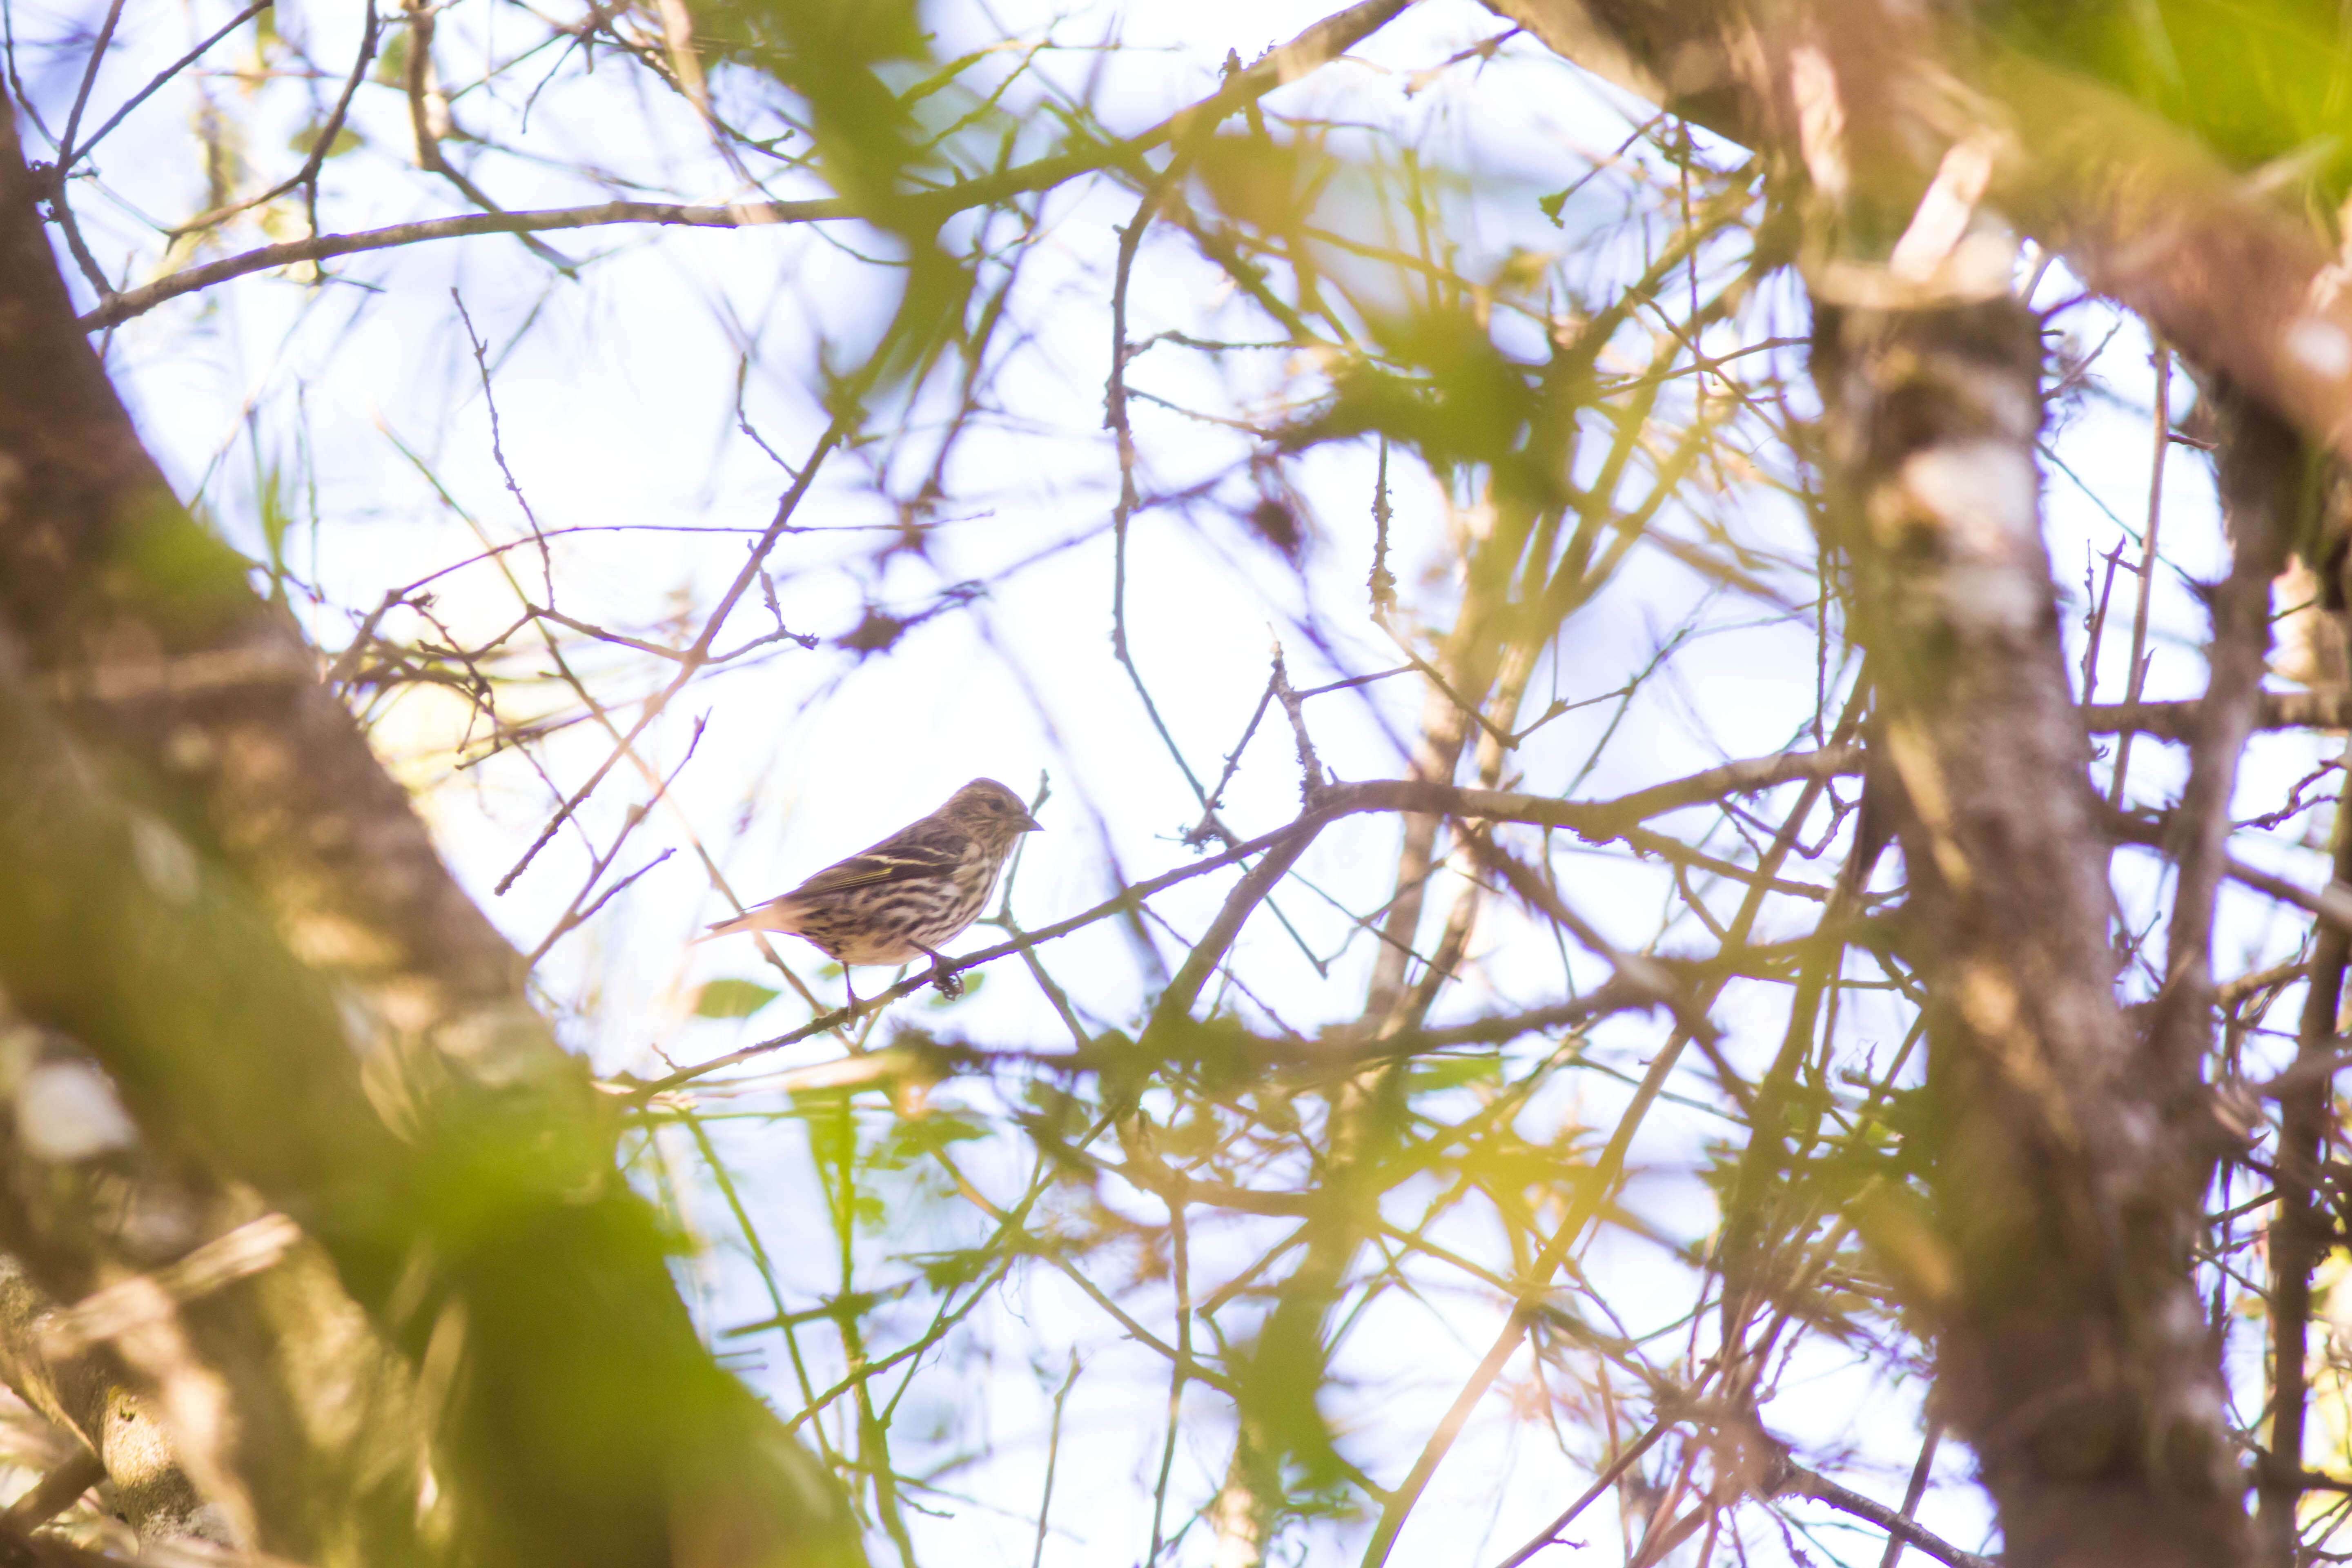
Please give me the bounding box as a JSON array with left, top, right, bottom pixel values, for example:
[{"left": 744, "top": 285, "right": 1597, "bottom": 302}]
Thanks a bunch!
[{"left": 912, "top": 946, "right": 964, "bottom": 998}]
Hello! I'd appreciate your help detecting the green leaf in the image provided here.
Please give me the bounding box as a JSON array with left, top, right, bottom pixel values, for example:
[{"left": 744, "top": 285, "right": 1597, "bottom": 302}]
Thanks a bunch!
[
  {"left": 910, "top": 1109, "right": 987, "bottom": 1145},
  {"left": 909, "top": 1247, "right": 993, "bottom": 1290},
  {"left": 257, "top": 461, "right": 292, "bottom": 566},
  {"left": 372, "top": 29, "right": 408, "bottom": 87},
  {"left": 693, "top": 978, "right": 780, "bottom": 1018},
  {"left": 1407, "top": 1054, "right": 1504, "bottom": 1093},
  {"left": 289, "top": 121, "right": 363, "bottom": 159}
]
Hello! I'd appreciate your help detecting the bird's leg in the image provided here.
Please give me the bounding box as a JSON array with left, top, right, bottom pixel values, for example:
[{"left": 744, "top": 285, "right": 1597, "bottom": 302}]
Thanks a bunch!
[
  {"left": 841, "top": 971, "right": 861, "bottom": 1027},
  {"left": 911, "top": 944, "right": 963, "bottom": 999}
]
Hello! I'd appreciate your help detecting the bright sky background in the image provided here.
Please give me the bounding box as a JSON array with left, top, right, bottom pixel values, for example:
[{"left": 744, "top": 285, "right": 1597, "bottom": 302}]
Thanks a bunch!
[{"left": 10, "top": 0, "right": 2332, "bottom": 1562}]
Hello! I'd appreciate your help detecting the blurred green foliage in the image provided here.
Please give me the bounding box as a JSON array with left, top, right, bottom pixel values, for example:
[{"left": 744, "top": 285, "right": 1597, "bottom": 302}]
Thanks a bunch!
[
  {"left": 695, "top": 978, "right": 783, "bottom": 1018},
  {"left": 1991, "top": 0, "right": 2352, "bottom": 205},
  {"left": 695, "top": 0, "right": 974, "bottom": 390}
]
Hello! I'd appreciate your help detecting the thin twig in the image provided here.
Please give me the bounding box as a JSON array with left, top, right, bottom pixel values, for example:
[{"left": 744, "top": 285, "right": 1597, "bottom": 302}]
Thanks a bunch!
[
  {"left": 493, "top": 402, "right": 853, "bottom": 894},
  {"left": 453, "top": 289, "right": 553, "bottom": 603},
  {"left": 1268, "top": 637, "right": 1327, "bottom": 807},
  {"left": 67, "top": 0, "right": 272, "bottom": 167},
  {"left": 1029, "top": 1352, "right": 1080, "bottom": 1568},
  {"left": 2264, "top": 736, "right": 2352, "bottom": 1553},
  {"left": 1493, "top": 1420, "right": 1672, "bottom": 1568},
  {"left": 1775, "top": 1460, "right": 1995, "bottom": 1568},
  {"left": 2105, "top": 343, "right": 2169, "bottom": 808},
  {"left": 78, "top": 0, "right": 1423, "bottom": 332},
  {"left": 1359, "top": 695, "right": 1864, "bottom": 1568},
  {"left": 1876, "top": 1420, "right": 1944, "bottom": 1568}
]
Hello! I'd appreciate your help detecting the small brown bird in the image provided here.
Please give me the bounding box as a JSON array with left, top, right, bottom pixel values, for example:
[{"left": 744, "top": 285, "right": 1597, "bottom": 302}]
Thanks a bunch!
[{"left": 702, "top": 777, "right": 1042, "bottom": 1015}]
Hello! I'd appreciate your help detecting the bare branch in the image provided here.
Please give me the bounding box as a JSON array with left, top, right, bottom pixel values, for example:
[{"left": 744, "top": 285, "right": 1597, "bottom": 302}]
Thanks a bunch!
[
  {"left": 1773, "top": 1462, "right": 1996, "bottom": 1568},
  {"left": 82, "top": 0, "right": 1422, "bottom": 334}
]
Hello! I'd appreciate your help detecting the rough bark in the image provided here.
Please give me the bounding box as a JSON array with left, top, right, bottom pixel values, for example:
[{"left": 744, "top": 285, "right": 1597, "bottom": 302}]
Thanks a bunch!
[
  {"left": 0, "top": 82, "right": 864, "bottom": 1568},
  {"left": 1815, "top": 296, "right": 2246, "bottom": 1568},
  {"left": 0, "top": 1261, "right": 206, "bottom": 1546},
  {"left": 1480, "top": 5, "right": 2282, "bottom": 1560},
  {"left": 2246, "top": 412, "right": 2346, "bottom": 1565},
  {"left": 1496, "top": 0, "right": 2352, "bottom": 470},
  {"left": 2264, "top": 760, "right": 2350, "bottom": 1566},
  {"left": 0, "top": 1118, "right": 421, "bottom": 1563}
]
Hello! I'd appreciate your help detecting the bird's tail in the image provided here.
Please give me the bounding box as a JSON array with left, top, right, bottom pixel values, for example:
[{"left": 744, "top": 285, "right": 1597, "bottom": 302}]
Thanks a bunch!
[{"left": 699, "top": 903, "right": 800, "bottom": 943}]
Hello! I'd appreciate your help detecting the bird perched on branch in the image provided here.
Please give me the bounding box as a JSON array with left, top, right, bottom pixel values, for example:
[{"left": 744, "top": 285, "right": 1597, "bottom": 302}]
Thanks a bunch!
[{"left": 702, "top": 777, "right": 1042, "bottom": 1019}]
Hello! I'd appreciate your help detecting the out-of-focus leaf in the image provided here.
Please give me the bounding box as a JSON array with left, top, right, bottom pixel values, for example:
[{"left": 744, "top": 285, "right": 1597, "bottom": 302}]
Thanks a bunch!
[
  {"left": 1194, "top": 133, "right": 1316, "bottom": 234},
  {"left": 1846, "top": 1177, "right": 1958, "bottom": 1313},
  {"left": 799, "top": 1089, "right": 855, "bottom": 1172},
  {"left": 693, "top": 978, "right": 780, "bottom": 1018},
  {"left": 693, "top": 0, "right": 973, "bottom": 390},
  {"left": 289, "top": 121, "right": 364, "bottom": 159},
  {"left": 1126, "top": 1011, "right": 1259, "bottom": 1102},
  {"left": 371, "top": 27, "right": 408, "bottom": 86},
  {"left": 1406, "top": 1054, "right": 1503, "bottom": 1094},
  {"left": 916, "top": 1108, "right": 985, "bottom": 1145},
  {"left": 257, "top": 462, "right": 292, "bottom": 561},
  {"left": 1991, "top": 0, "right": 2352, "bottom": 200},
  {"left": 1275, "top": 308, "right": 1557, "bottom": 508},
  {"left": 710, "top": 0, "right": 926, "bottom": 67},
  {"left": 909, "top": 1247, "right": 994, "bottom": 1291},
  {"left": 876, "top": 1107, "right": 987, "bottom": 1171},
  {"left": 695, "top": 0, "right": 925, "bottom": 211}
]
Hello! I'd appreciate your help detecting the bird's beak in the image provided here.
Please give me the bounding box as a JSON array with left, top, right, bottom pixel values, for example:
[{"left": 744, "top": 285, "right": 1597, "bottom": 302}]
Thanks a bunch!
[{"left": 1021, "top": 811, "right": 1044, "bottom": 832}]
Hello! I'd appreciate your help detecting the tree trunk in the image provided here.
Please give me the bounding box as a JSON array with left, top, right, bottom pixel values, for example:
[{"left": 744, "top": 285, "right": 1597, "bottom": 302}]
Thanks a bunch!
[
  {"left": 0, "top": 85, "right": 864, "bottom": 1568},
  {"left": 1814, "top": 297, "right": 2247, "bottom": 1568}
]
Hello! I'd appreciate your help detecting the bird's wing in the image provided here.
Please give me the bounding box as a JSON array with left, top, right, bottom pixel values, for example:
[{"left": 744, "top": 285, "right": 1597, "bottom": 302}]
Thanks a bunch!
[{"left": 783, "top": 824, "right": 969, "bottom": 898}]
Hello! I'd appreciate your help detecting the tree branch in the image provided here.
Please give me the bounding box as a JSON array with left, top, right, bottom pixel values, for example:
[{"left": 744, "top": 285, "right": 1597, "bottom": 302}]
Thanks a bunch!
[
  {"left": 1497, "top": 0, "right": 2352, "bottom": 465},
  {"left": 1774, "top": 1462, "right": 1996, "bottom": 1568},
  {"left": 0, "top": 78, "right": 864, "bottom": 1568},
  {"left": 80, "top": 0, "right": 1421, "bottom": 333}
]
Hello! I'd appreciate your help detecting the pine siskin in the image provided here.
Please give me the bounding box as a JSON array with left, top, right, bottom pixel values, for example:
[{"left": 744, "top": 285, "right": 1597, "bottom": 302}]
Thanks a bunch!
[{"left": 702, "top": 777, "right": 1041, "bottom": 1013}]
